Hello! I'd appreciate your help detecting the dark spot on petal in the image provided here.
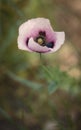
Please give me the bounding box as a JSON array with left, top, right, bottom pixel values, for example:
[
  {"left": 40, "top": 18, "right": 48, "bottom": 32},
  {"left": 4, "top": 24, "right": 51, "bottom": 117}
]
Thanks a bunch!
[
  {"left": 26, "top": 38, "right": 29, "bottom": 46},
  {"left": 39, "top": 31, "right": 46, "bottom": 36},
  {"left": 46, "top": 42, "right": 54, "bottom": 48}
]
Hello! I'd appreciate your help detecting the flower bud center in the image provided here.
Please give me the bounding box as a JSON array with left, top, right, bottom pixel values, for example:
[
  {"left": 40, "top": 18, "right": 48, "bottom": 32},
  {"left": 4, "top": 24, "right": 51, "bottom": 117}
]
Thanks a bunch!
[
  {"left": 35, "top": 35, "right": 46, "bottom": 46},
  {"left": 37, "top": 37, "right": 44, "bottom": 45}
]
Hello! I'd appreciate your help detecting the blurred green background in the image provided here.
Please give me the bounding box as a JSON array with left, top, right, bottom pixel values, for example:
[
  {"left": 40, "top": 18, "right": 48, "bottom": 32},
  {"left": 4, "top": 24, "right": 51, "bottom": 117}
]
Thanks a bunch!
[{"left": 0, "top": 0, "right": 81, "bottom": 130}]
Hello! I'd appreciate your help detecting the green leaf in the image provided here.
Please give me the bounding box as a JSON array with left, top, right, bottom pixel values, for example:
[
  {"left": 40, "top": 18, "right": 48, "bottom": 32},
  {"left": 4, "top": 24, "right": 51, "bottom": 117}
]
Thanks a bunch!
[
  {"left": 48, "top": 82, "right": 58, "bottom": 94},
  {"left": 7, "top": 71, "right": 42, "bottom": 90}
]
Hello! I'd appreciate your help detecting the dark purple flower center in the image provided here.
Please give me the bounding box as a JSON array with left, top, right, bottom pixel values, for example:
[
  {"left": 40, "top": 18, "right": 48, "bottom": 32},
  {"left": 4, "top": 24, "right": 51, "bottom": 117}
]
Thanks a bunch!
[
  {"left": 39, "top": 31, "right": 46, "bottom": 36},
  {"left": 26, "top": 31, "right": 54, "bottom": 49},
  {"left": 35, "top": 31, "right": 54, "bottom": 48},
  {"left": 35, "top": 36, "right": 46, "bottom": 46}
]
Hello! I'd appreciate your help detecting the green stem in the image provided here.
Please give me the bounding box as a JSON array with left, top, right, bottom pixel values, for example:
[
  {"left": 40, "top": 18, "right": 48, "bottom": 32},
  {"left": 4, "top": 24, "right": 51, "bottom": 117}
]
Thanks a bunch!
[{"left": 39, "top": 53, "right": 50, "bottom": 103}]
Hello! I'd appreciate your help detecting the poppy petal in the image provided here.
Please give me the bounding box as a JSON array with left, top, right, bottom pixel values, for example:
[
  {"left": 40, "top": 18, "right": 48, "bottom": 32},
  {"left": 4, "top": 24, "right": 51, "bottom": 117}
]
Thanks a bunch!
[
  {"left": 18, "top": 36, "right": 33, "bottom": 52},
  {"left": 28, "top": 37, "right": 51, "bottom": 53},
  {"left": 49, "top": 32, "right": 65, "bottom": 53}
]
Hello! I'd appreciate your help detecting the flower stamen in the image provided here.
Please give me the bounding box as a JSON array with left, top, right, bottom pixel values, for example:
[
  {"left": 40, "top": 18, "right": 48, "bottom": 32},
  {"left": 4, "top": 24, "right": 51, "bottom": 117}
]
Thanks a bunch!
[
  {"left": 35, "top": 35, "right": 46, "bottom": 46},
  {"left": 37, "top": 37, "right": 44, "bottom": 45}
]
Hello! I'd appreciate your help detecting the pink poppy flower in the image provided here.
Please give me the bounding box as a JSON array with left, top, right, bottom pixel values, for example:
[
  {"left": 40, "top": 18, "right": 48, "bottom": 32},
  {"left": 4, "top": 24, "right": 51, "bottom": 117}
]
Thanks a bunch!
[{"left": 18, "top": 18, "right": 65, "bottom": 53}]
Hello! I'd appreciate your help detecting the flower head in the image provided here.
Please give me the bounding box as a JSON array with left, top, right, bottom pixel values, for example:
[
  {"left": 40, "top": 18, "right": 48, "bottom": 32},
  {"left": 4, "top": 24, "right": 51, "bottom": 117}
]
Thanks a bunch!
[{"left": 18, "top": 18, "right": 65, "bottom": 53}]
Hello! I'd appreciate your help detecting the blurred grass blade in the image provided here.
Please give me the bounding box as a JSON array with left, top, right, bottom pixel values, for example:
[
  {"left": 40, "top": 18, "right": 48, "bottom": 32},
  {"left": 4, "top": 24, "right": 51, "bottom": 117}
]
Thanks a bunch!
[
  {"left": 48, "top": 82, "right": 58, "bottom": 94},
  {"left": 0, "top": 107, "right": 11, "bottom": 120},
  {"left": 41, "top": 65, "right": 54, "bottom": 80},
  {"left": 7, "top": 71, "right": 42, "bottom": 90},
  {"left": 7, "top": 0, "right": 25, "bottom": 18}
]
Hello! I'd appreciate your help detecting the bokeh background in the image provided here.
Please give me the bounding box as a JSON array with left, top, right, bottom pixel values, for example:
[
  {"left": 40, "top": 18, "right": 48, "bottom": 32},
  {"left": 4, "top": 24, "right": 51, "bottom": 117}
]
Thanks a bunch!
[{"left": 0, "top": 0, "right": 81, "bottom": 130}]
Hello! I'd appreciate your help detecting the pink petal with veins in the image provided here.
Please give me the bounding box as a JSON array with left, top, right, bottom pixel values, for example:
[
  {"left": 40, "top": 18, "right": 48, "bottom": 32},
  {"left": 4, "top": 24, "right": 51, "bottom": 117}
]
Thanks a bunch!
[{"left": 49, "top": 32, "right": 65, "bottom": 53}]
